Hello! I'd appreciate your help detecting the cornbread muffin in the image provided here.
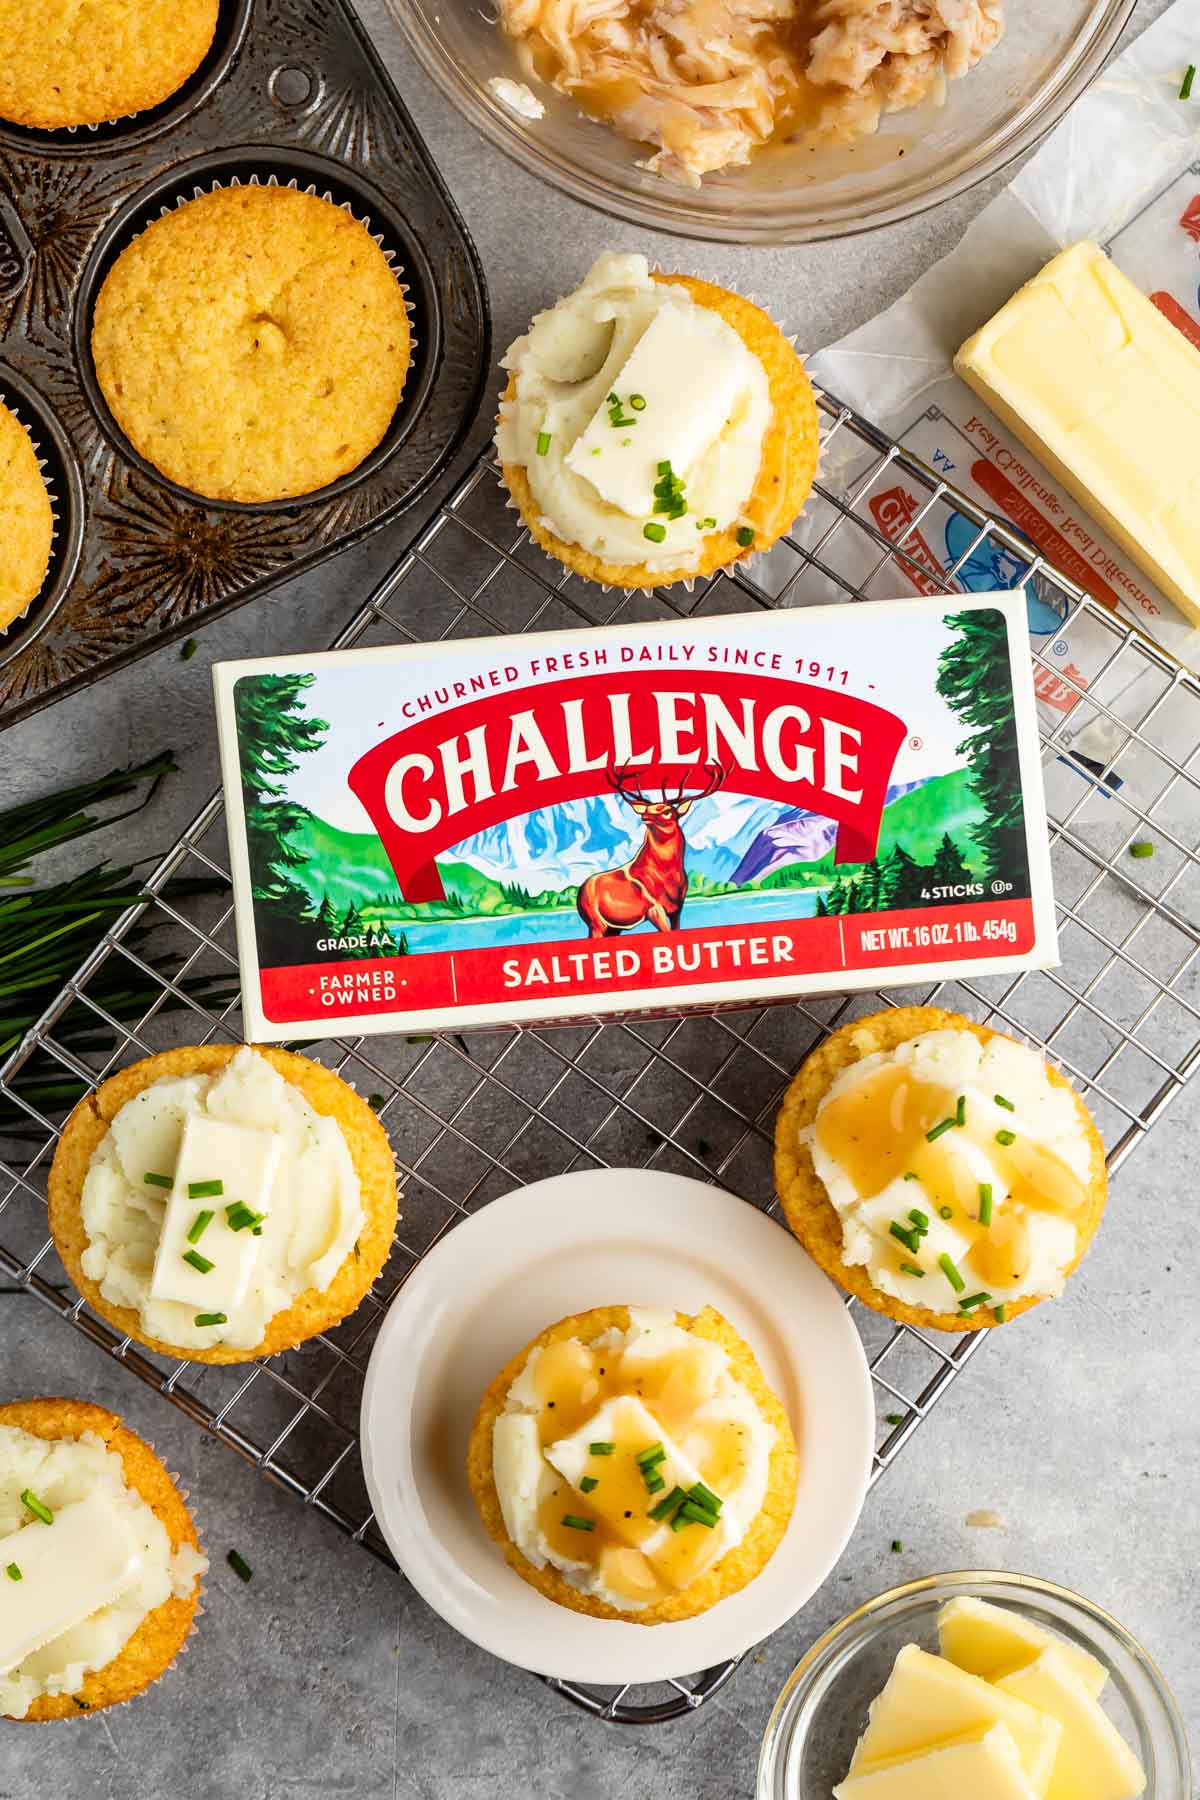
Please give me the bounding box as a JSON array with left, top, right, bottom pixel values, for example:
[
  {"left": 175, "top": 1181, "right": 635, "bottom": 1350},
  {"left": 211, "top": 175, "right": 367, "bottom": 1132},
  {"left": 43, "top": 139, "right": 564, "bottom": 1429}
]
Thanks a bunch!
[
  {"left": 92, "top": 185, "right": 412, "bottom": 502},
  {"left": 0, "top": 1, "right": 219, "bottom": 130},
  {"left": 774, "top": 1007, "right": 1108, "bottom": 1333},
  {"left": 48, "top": 1044, "right": 399, "bottom": 1364},
  {"left": 0, "top": 1398, "right": 203, "bottom": 1720},
  {"left": 497, "top": 253, "right": 819, "bottom": 590},
  {"left": 0, "top": 399, "right": 54, "bottom": 631},
  {"left": 467, "top": 1303, "right": 798, "bottom": 1624}
]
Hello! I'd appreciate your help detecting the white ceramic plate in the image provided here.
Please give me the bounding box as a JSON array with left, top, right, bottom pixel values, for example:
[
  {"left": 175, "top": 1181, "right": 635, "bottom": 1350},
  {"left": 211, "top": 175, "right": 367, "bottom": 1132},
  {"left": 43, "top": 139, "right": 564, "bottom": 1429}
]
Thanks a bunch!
[{"left": 360, "top": 1168, "right": 874, "bottom": 1686}]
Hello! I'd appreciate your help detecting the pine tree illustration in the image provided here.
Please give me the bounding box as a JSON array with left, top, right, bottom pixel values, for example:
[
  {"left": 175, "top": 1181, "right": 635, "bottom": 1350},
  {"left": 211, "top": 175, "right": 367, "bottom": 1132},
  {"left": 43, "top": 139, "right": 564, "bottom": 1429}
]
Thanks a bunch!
[
  {"left": 880, "top": 843, "right": 924, "bottom": 910},
  {"left": 234, "top": 674, "right": 329, "bottom": 962},
  {"left": 936, "top": 610, "right": 1029, "bottom": 896},
  {"left": 315, "top": 892, "right": 339, "bottom": 932},
  {"left": 815, "top": 891, "right": 829, "bottom": 918},
  {"left": 931, "top": 832, "right": 972, "bottom": 889}
]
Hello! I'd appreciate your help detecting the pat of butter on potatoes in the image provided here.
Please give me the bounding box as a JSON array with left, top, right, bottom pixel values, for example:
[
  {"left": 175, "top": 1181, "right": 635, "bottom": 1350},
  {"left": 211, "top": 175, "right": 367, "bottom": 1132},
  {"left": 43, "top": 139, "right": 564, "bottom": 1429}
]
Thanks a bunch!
[{"left": 955, "top": 242, "right": 1200, "bottom": 626}]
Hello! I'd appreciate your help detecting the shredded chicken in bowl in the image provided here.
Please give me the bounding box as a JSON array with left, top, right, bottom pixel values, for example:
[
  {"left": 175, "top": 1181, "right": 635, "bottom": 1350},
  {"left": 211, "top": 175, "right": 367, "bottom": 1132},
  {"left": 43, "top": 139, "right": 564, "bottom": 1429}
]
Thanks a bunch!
[{"left": 495, "top": 0, "right": 1005, "bottom": 185}]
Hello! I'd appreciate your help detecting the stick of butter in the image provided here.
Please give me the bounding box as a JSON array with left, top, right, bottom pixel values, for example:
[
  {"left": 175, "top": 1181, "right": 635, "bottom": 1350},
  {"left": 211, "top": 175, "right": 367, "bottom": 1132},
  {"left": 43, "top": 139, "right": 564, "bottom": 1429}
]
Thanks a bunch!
[
  {"left": 848, "top": 1643, "right": 1062, "bottom": 1793},
  {"left": 938, "top": 1596, "right": 1107, "bottom": 1697},
  {"left": 955, "top": 242, "right": 1200, "bottom": 624},
  {"left": 997, "top": 1648, "right": 1146, "bottom": 1800},
  {"left": 0, "top": 1491, "right": 143, "bottom": 1674},
  {"left": 834, "top": 1722, "right": 1041, "bottom": 1799}
]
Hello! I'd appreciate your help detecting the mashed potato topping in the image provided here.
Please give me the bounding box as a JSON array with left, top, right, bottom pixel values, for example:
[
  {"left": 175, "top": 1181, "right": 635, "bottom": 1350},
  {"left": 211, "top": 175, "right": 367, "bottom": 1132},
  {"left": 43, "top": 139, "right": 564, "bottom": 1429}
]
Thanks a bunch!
[
  {"left": 0, "top": 1428, "right": 204, "bottom": 1720},
  {"left": 492, "top": 1308, "right": 774, "bottom": 1611},
  {"left": 495, "top": 0, "right": 1004, "bottom": 184}
]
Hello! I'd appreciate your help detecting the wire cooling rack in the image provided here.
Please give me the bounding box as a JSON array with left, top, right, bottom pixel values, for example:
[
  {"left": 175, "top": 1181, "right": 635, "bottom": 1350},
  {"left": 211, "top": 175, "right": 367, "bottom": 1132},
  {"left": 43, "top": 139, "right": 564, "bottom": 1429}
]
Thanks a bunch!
[{"left": 4, "top": 393, "right": 1200, "bottom": 1725}]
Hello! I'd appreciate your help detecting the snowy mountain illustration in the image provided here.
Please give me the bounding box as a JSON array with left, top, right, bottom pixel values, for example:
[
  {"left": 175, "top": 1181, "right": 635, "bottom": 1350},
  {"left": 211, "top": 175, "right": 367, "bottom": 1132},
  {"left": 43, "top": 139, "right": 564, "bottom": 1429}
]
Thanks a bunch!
[
  {"left": 451, "top": 792, "right": 786, "bottom": 889},
  {"left": 732, "top": 779, "right": 929, "bottom": 885}
]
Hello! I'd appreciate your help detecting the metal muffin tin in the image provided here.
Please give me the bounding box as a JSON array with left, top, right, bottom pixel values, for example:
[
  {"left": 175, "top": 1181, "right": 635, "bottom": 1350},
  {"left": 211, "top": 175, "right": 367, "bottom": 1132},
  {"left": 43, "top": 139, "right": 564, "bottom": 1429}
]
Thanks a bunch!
[{"left": 0, "top": 0, "right": 490, "bottom": 725}]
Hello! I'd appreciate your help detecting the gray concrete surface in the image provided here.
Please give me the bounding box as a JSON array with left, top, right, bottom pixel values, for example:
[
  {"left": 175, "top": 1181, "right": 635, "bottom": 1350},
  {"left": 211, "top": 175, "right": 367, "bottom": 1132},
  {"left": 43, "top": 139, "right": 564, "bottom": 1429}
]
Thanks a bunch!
[{"left": 2, "top": 2, "right": 1196, "bottom": 1795}]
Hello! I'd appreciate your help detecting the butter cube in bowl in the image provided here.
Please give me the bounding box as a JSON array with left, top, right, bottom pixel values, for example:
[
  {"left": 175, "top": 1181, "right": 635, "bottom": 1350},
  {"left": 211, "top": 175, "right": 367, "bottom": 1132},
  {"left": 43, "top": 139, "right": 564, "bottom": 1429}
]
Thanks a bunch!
[{"left": 757, "top": 1573, "right": 1189, "bottom": 1800}]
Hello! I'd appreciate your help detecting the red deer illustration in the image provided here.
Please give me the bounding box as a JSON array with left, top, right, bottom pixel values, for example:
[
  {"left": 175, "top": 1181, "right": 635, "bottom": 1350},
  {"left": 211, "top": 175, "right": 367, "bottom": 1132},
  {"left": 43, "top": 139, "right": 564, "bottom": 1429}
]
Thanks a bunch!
[{"left": 576, "top": 763, "right": 726, "bottom": 939}]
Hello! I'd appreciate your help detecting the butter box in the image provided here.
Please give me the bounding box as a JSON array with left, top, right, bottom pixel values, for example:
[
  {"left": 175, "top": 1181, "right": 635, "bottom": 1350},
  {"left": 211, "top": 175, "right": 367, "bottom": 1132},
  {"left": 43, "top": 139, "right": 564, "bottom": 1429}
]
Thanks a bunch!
[{"left": 213, "top": 597, "right": 1057, "bottom": 1042}]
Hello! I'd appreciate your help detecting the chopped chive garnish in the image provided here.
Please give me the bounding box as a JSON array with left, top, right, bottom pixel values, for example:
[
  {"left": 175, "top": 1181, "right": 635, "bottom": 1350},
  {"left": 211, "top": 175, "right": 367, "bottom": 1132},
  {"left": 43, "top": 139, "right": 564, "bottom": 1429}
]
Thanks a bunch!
[
  {"left": 899, "top": 1262, "right": 926, "bottom": 1278},
  {"left": 629, "top": 394, "right": 646, "bottom": 411},
  {"left": 226, "top": 1202, "right": 264, "bottom": 1233},
  {"left": 938, "top": 1206, "right": 954, "bottom": 1220},
  {"left": 561, "top": 1515, "right": 595, "bottom": 1532},
  {"left": 938, "top": 1252, "right": 966, "bottom": 1293},
  {"left": 589, "top": 1442, "right": 615, "bottom": 1456},
  {"left": 20, "top": 1490, "right": 52, "bottom": 1525},
  {"left": 959, "top": 1291, "right": 992, "bottom": 1312},
  {"left": 635, "top": 1443, "right": 665, "bottom": 1467},
  {"left": 688, "top": 1482, "right": 722, "bottom": 1514},
  {"left": 994, "top": 1304, "right": 1008, "bottom": 1322},
  {"left": 579, "top": 1476, "right": 598, "bottom": 1494},
  {"left": 644, "top": 1472, "right": 666, "bottom": 1495},
  {"left": 186, "top": 1209, "right": 214, "bottom": 1244},
  {"left": 227, "top": 1549, "right": 253, "bottom": 1582},
  {"left": 736, "top": 527, "right": 754, "bottom": 548},
  {"left": 195, "top": 1312, "right": 227, "bottom": 1327},
  {"left": 695, "top": 515, "right": 717, "bottom": 531},
  {"left": 885, "top": 1413, "right": 904, "bottom": 1426},
  {"left": 5, "top": 1563, "right": 20, "bottom": 1581},
  {"left": 926, "top": 1116, "right": 956, "bottom": 1142},
  {"left": 179, "top": 637, "right": 198, "bottom": 662},
  {"left": 678, "top": 1501, "right": 717, "bottom": 1528},
  {"left": 955, "top": 1095, "right": 966, "bottom": 1127},
  {"left": 669, "top": 1510, "right": 692, "bottom": 1532},
  {"left": 903, "top": 1171, "right": 918, "bottom": 1181},
  {"left": 183, "top": 1249, "right": 213, "bottom": 1274},
  {"left": 994, "top": 1094, "right": 1015, "bottom": 1111},
  {"left": 907, "top": 1208, "right": 929, "bottom": 1230},
  {"left": 643, "top": 522, "right": 666, "bottom": 543},
  {"left": 978, "top": 1183, "right": 993, "bottom": 1226},
  {"left": 890, "top": 1221, "right": 921, "bottom": 1254},
  {"left": 995, "top": 1129, "right": 1016, "bottom": 1146},
  {"left": 187, "top": 1179, "right": 223, "bottom": 1199},
  {"left": 648, "top": 1486, "right": 688, "bottom": 1522},
  {"left": 143, "top": 1171, "right": 173, "bottom": 1189},
  {"left": 1182, "top": 64, "right": 1196, "bottom": 99},
  {"left": 891, "top": 1539, "right": 903, "bottom": 1553},
  {"left": 536, "top": 430, "right": 551, "bottom": 456},
  {"left": 1130, "top": 840, "right": 1154, "bottom": 858}
]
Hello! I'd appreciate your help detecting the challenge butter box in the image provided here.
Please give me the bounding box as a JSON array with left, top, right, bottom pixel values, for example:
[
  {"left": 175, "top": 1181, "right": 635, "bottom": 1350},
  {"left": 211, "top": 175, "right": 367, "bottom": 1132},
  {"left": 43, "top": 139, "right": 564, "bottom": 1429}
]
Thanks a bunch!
[{"left": 213, "top": 597, "right": 1057, "bottom": 1042}]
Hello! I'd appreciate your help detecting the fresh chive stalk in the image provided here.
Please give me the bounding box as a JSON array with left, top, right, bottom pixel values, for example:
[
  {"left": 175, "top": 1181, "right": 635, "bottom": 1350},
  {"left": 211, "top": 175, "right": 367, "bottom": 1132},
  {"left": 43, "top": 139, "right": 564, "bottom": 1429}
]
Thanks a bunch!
[
  {"left": 227, "top": 1550, "right": 253, "bottom": 1582},
  {"left": 938, "top": 1253, "right": 966, "bottom": 1294},
  {"left": 187, "top": 1210, "right": 214, "bottom": 1244},
  {"left": 143, "top": 1172, "right": 173, "bottom": 1189},
  {"left": 978, "top": 1184, "right": 993, "bottom": 1226},
  {"left": 195, "top": 1312, "right": 227, "bottom": 1327},
  {"left": 0, "top": 754, "right": 237, "bottom": 1135},
  {"left": 20, "top": 1489, "right": 52, "bottom": 1525},
  {"left": 589, "top": 1442, "right": 615, "bottom": 1456},
  {"left": 561, "top": 1515, "right": 595, "bottom": 1532},
  {"left": 182, "top": 1249, "right": 213, "bottom": 1274}
]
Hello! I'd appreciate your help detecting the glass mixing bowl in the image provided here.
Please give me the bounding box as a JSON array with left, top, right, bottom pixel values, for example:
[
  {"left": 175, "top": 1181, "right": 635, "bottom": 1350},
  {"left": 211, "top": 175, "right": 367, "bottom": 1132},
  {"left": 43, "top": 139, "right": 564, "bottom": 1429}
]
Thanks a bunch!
[
  {"left": 385, "top": 0, "right": 1137, "bottom": 244},
  {"left": 758, "top": 1571, "right": 1192, "bottom": 1798}
]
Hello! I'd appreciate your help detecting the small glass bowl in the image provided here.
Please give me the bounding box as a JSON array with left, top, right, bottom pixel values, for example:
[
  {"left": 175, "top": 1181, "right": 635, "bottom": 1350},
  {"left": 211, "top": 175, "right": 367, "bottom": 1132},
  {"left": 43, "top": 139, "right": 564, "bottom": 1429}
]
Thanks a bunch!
[{"left": 758, "top": 1571, "right": 1192, "bottom": 1799}]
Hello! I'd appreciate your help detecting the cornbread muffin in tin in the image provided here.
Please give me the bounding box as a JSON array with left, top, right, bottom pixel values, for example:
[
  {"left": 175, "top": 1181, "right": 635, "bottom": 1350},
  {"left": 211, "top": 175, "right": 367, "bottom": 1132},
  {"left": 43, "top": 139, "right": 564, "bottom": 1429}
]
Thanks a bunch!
[
  {"left": 500, "top": 269, "right": 820, "bottom": 591},
  {"left": 467, "top": 1302, "right": 799, "bottom": 1625},
  {"left": 0, "top": 398, "right": 54, "bottom": 633},
  {"left": 91, "top": 183, "right": 413, "bottom": 504},
  {"left": 48, "top": 1044, "right": 399, "bottom": 1364},
  {"left": 774, "top": 1006, "right": 1108, "bottom": 1333},
  {"left": 0, "top": 1, "right": 220, "bottom": 130},
  {"left": 0, "top": 1398, "right": 203, "bottom": 1720}
]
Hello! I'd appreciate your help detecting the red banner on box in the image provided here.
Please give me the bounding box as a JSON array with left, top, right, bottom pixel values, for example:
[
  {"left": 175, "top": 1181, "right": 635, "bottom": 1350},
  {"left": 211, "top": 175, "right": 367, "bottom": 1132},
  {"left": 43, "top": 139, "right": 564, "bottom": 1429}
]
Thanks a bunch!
[{"left": 258, "top": 900, "right": 1036, "bottom": 1024}]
